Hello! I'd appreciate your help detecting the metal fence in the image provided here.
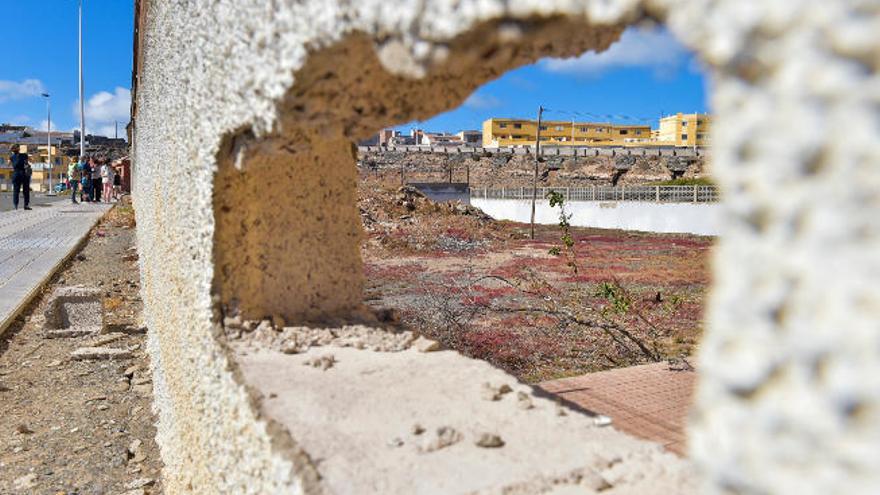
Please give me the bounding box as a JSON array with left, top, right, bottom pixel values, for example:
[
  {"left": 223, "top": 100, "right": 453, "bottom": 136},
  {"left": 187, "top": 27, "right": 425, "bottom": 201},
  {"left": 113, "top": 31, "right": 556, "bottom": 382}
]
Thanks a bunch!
[{"left": 471, "top": 185, "right": 719, "bottom": 203}]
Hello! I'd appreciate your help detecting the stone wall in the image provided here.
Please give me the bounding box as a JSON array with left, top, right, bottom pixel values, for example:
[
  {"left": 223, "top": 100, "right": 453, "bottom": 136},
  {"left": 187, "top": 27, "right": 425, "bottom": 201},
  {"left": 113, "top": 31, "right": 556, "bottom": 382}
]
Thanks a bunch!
[{"left": 132, "top": 0, "right": 880, "bottom": 493}]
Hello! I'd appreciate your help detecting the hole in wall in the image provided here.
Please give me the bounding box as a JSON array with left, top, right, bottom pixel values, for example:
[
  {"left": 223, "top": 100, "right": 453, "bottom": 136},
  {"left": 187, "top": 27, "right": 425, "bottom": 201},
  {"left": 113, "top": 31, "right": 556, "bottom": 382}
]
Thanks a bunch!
[{"left": 213, "top": 15, "right": 716, "bottom": 493}]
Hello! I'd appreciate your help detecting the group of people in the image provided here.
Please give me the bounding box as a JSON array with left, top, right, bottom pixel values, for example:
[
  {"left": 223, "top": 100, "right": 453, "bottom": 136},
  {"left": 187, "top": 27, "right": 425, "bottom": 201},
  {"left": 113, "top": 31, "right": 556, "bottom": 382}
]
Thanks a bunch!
[{"left": 66, "top": 155, "right": 121, "bottom": 204}]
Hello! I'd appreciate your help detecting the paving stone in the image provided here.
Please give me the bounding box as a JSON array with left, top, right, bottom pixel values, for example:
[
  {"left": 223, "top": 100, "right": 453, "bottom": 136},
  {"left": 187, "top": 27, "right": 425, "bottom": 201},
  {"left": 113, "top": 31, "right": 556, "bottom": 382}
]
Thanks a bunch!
[
  {"left": 0, "top": 201, "right": 111, "bottom": 337},
  {"left": 71, "top": 347, "right": 133, "bottom": 361}
]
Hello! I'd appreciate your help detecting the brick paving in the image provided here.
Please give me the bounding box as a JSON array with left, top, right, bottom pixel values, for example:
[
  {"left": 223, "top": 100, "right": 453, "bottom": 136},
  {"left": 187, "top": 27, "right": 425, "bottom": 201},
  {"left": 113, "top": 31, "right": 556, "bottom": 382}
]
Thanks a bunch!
[
  {"left": 0, "top": 200, "right": 111, "bottom": 337},
  {"left": 539, "top": 362, "right": 697, "bottom": 456}
]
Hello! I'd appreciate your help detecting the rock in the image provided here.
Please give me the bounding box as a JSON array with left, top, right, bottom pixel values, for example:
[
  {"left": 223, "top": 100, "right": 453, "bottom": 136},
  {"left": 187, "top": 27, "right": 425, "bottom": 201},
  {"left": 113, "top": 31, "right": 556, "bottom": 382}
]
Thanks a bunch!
[
  {"left": 516, "top": 391, "right": 534, "bottom": 410},
  {"left": 71, "top": 347, "right": 133, "bottom": 361},
  {"left": 280, "top": 339, "right": 300, "bottom": 354},
  {"left": 46, "top": 359, "right": 63, "bottom": 367},
  {"left": 15, "top": 424, "right": 34, "bottom": 434},
  {"left": 412, "top": 336, "right": 440, "bottom": 352},
  {"left": 123, "top": 365, "right": 140, "bottom": 377},
  {"left": 132, "top": 383, "right": 153, "bottom": 395},
  {"left": 121, "top": 489, "right": 146, "bottom": 495},
  {"left": 481, "top": 382, "right": 513, "bottom": 401},
  {"left": 223, "top": 315, "right": 242, "bottom": 329},
  {"left": 419, "top": 426, "right": 462, "bottom": 453},
  {"left": 132, "top": 376, "right": 152, "bottom": 386},
  {"left": 13, "top": 473, "right": 37, "bottom": 490},
  {"left": 411, "top": 423, "right": 425, "bottom": 435},
  {"left": 303, "top": 354, "right": 336, "bottom": 370},
  {"left": 120, "top": 325, "right": 148, "bottom": 335},
  {"left": 88, "top": 332, "right": 125, "bottom": 347},
  {"left": 44, "top": 328, "right": 98, "bottom": 339},
  {"left": 272, "top": 314, "right": 286, "bottom": 329},
  {"left": 128, "top": 438, "right": 143, "bottom": 455},
  {"left": 475, "top": 433, "right": 505, "bottom": 448},
  {"left": 124, "top": 478, "right": 155, "bottom": 489}
]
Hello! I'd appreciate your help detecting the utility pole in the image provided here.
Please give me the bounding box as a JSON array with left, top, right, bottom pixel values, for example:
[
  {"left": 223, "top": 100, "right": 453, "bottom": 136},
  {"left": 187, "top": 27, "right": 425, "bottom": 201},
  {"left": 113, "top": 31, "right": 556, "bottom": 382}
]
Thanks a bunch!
[
  {"left": 530, "top": 105, "right": 543, "bottom": 239},
  {"left": 43, "top": 93, "right": 54, "bottom": 195},
  {"left": 78, "top": 0, "right": 85, "bottom": 158},
  {"left": 115, "top": 120, "right": 118, "bottom": 139}
]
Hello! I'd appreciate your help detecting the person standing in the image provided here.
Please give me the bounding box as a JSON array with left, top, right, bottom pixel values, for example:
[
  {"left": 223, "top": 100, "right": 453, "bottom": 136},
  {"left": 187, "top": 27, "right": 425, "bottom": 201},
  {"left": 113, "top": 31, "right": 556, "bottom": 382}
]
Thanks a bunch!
[
  {"left": 68, "top": 157, "right": 81, "bottom": 204},
  {"left": 92, "top": 157, "right": 103, "bottom": 202},
  {"left": 80, "top": 157, "right": 92, "bottom": 202},
  {"left": 9, "top": 145, "right": 31, "bottom": 210},
  {"left": 101, "top": 160, "right": 113, "bottom": 202},
  {"left": 112, "top": 166, "right": 122, "bottom": 201}
]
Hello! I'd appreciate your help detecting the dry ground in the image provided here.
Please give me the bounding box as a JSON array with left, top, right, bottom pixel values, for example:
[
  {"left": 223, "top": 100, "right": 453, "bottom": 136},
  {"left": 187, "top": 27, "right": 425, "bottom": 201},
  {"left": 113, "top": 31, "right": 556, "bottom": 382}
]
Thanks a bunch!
[
  {"left": 0, "top": 203, "right": 163, "bottom": 495},
  {"left": 361, "top": 179, "right": 711, "bottom": 383}
]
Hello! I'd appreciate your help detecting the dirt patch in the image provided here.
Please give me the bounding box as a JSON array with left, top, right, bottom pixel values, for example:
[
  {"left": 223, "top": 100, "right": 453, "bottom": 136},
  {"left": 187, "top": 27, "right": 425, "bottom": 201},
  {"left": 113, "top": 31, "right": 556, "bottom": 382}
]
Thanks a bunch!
[
  {"left": 0, "top": 204, "right": 163, "bottom": 494},
  {"left": 361, "top": 185, "right": 712, "bottom": 383}
]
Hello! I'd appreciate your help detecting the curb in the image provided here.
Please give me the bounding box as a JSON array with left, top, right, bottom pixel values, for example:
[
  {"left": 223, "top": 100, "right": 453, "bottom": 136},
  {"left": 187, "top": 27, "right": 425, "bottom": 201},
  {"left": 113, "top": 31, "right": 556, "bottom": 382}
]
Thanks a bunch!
[{"left": 0, "top": 204, "right": 113, "bottom": 339}]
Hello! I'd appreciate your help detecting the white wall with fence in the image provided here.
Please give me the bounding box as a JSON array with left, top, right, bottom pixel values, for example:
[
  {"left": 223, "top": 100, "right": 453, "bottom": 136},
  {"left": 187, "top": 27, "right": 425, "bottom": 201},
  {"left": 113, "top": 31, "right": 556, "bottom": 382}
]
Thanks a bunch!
[{"left": 471, "top": 185, "right": 719, "bottom": 203}]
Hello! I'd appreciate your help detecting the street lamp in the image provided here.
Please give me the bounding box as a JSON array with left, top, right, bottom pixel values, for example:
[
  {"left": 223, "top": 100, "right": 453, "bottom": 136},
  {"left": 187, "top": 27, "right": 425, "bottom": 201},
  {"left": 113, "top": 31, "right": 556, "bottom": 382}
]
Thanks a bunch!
[
  {"left": 78, "top": 0, "right": 85, "bottom": 158},
  {"left": 42, "top": 93, "right": 55, "bottom": 195}
]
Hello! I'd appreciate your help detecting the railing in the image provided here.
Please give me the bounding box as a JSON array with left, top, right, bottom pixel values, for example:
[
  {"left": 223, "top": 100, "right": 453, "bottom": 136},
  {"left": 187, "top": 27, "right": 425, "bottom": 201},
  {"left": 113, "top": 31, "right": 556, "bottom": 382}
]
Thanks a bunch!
[
  {"left": 359, "top": 144, "right": 708, "bottom": 158},
  {"left": 471, "top": 185, "right": 719, "bottom": 203}
]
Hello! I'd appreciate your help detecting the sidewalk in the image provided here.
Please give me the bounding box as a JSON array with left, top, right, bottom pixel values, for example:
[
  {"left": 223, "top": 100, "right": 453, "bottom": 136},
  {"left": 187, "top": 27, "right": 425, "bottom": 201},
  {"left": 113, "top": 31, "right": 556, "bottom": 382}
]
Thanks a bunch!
[
  {"left": 0, "top": 200, "right": 112, "bottom": 337},
  {"left": 539, "top": 362, "right": 697, "bottom": 456}
]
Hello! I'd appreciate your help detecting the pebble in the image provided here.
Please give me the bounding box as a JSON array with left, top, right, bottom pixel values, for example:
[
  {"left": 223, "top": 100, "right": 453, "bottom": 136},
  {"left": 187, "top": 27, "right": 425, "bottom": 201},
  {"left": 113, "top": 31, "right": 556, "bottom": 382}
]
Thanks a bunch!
[
  {"left": 413, "top": 336, "right": 441, "bottom": 352},
  {"left": 124, "top": 478, "right": 155, "bottom": 489},
  {"left": 475, "top": 433, "right": 505, "bottom": 448}
]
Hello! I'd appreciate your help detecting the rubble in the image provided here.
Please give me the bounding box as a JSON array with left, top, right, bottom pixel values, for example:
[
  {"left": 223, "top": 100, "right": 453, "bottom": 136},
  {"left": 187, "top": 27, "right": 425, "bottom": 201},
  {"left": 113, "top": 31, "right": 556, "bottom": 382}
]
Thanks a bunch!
[{"left": 71, "top": 347, "right": 133, "bottom": 361}]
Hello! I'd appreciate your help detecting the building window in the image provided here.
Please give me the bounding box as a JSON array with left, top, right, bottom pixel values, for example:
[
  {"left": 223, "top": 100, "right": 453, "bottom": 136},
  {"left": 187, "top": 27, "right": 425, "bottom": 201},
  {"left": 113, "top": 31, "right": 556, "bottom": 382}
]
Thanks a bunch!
[
  {"left": 681, "top": 134, "right": 688, "bottom": 140},
  {"left": 697, "top": 134, "right": 704, "bottom": 139},
  {"left": 619, "top": 130, "right": 628, "bottom": 135},
  {"left": 580, "top": 127, "right": 589, "bottom": 132},
  {"left": 554, "top": 125, "right": 564, "bottom": 131},
  {"left": 513, "top": 123, "right": 522, "bottom": 129},
  {"left": 597, "top": 127, "right": 605, "bottom": 133},
  {"left": 499, "top": 123, "right": 507, "bottom": 128},
  {"left": 539, "top": 125, "right": 547, "bottom": 131},
  {"left": 682, "top": 121, "right": 688, "bottom": 126},
  {"left": 636, "top": 130, "right": 642, "bottom": 135}
]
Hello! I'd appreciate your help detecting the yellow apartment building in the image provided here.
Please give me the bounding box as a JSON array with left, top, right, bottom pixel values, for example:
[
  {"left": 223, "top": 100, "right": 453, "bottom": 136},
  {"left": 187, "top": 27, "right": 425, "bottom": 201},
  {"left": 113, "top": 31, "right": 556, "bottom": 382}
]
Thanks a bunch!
[
  {"left": 482, "top": 118, "right": 652, "bottom": 147},
  {"left": 657, "top": 112, "right": 711, "bottom": 146}
]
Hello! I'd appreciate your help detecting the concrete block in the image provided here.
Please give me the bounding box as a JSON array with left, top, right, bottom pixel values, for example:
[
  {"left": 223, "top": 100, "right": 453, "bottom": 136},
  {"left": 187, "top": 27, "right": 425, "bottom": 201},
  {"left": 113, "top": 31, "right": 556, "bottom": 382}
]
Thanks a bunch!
[
  {"left": 42, "top": 286, "right": 104, "bottom": 336},
  {"left": 71, "top": 347, "right": 133, "bottom": 361}
]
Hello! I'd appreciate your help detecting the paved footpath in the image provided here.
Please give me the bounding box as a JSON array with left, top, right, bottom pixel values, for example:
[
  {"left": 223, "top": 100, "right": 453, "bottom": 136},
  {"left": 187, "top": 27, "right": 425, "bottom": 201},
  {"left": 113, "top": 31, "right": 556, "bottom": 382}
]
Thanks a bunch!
[
  {"left": 0, "top": 200, "right": 112, "bottom": 337},
  {"left": 539, "top": 362, "right": 697, "bottom": 456}
]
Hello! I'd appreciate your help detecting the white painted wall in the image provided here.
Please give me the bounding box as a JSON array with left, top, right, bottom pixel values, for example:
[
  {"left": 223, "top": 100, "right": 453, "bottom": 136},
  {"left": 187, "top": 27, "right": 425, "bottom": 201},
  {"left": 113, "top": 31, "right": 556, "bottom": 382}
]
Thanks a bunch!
[{"left": 471, "top": 198, "right": 720, "bottom": 236}]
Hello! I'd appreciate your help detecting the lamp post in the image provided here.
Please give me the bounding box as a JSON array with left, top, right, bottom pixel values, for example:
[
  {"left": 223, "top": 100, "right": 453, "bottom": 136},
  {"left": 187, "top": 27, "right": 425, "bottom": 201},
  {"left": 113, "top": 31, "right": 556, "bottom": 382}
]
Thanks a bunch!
[
  {"left": 78, "top": 0, "right": 85, "bottom": 158},
  {"left": 42, "top": 93, "right": 55, "bottom": 195}
]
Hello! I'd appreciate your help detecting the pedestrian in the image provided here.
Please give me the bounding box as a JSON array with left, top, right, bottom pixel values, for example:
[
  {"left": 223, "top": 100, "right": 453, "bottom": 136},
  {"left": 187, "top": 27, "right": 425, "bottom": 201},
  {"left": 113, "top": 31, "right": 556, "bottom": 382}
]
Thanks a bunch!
[
  {"left": 112, "top": 167, "right": 122, "bottom": 201},
  {"left": 9, "top": 145, "right": 31, "bottom": 210},
  {"left": 80, "top": 157, "right": 92, "bottom": 202},
  {"left": 92, "top": 157, "right": 103, "bottom": 202},
  {"left": 68, "top": 158, "right": 81, "bottom": 204},
  {"left": 101, "top": 160, "right": 113, "bottom": 202}
]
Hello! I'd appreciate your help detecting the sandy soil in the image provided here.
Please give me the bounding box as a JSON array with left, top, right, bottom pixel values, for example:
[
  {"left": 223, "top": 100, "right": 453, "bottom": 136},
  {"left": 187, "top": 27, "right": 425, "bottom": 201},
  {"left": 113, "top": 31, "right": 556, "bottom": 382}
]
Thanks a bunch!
[{"left": 0, "top": 204, "right": 163, "bottom": 495}]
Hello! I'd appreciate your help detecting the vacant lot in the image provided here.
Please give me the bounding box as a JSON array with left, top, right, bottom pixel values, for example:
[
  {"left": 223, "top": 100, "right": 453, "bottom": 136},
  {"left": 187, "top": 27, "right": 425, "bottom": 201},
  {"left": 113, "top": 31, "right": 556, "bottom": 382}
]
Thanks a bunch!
[{"left": 361, "top": 179, "right": 711, "bottom": 383}]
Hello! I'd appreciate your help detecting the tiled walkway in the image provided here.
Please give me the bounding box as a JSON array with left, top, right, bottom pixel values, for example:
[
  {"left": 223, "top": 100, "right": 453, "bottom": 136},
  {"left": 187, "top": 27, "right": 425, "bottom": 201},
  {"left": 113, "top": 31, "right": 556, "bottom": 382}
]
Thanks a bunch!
[
  {"left": 0, "top": 200, "right": 111, "bottom": 336},
  {"left": 539, "top": 362, "right": 697, "bottom": 456}
]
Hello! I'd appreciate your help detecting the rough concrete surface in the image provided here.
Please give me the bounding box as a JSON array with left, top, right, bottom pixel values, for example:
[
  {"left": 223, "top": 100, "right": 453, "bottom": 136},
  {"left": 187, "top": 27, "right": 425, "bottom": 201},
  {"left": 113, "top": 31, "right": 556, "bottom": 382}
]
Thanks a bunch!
[
  {"left": 132, "top": 0, "right": 880, "bottom": 493},
  {"left": 43, "top": 285, "right": 104, "bottom": 335},
  {"left": 235, "top": 345, "right": 695, "bottom": 494}
]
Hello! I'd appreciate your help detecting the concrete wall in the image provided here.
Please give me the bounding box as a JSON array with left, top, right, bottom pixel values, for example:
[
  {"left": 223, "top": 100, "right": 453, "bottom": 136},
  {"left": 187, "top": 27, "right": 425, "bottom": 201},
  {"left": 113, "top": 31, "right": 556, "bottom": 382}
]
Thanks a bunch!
[{"left": 132, "top": 0, "right": 880, "bottom": 493}]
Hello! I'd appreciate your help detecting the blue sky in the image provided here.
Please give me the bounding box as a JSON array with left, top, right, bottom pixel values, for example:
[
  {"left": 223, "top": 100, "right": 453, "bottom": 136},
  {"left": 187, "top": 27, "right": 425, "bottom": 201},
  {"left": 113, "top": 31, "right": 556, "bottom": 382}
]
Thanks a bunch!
[
  {"left": 0, "top": 0, "right": 133, "bottom": 137},
  {"left": 0, "top": 5, "right": 707, "bottom": 138},
  {"left": 399, "top": 26, "right": 709, "bottom": 133}
]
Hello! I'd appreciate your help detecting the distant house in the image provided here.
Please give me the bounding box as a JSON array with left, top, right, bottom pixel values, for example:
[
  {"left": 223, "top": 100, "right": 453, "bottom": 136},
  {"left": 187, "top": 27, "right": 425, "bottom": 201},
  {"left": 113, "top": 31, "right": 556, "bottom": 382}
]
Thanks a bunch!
[{"left": 456, "top": 130, "right": 482, "bottom": 145}]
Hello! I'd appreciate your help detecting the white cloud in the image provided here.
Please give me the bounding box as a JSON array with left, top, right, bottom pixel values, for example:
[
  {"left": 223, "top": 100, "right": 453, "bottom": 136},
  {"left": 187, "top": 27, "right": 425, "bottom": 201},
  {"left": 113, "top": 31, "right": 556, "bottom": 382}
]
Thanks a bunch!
[
  {"left": 73, "top": 87, "right": 130, "bottom": 139},
  {"left": 37, "top": 120, "right": 60, "bottom": 132},
  {"left": 540, "top": 27, "right": 689, "bottom": 78},
  {"left": 0, "top": 79, "right": 46, "bottom": 102},
  {"left": 463, "top": 93, "right": 502, "bottom": 110}
]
